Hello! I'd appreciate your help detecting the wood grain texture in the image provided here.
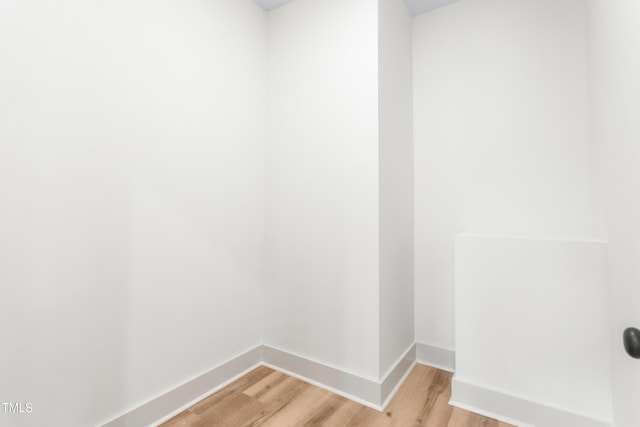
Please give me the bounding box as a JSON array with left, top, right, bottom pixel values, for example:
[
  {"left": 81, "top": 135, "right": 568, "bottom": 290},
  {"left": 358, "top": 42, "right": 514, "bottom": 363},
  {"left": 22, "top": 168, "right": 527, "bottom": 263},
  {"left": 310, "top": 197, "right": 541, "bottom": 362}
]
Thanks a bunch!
[{"left": 161, "top": 364, "right": 517, "bottom": 427}]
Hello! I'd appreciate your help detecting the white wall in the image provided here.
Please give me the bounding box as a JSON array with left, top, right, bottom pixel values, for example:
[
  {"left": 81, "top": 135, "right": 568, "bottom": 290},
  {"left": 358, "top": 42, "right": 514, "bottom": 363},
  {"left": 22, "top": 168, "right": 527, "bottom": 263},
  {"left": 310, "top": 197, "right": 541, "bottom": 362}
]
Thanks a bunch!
[
  {"left": 0, "top": 1, "right": 267, "bottom": 425},
  {"left": 265, "top": 0, "right": 381, "bottom": 381},
  {"left": 413, "top": 0, "right": 594, "bottom": 351},
  {"left": 378, "top": 0, "right": 415, "bottom": 377},
  {"left": 588, "top": 2, "right": 640, "bottom": 426},
  {"left": 454, "top": 235, "right": 612, "bottom": 425}
]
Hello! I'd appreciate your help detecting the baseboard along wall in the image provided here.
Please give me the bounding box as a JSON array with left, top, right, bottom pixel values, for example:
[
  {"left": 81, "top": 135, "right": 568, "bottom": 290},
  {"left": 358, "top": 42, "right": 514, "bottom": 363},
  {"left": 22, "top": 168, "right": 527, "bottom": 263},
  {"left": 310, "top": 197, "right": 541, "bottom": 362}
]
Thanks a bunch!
[
  {"left": 104, "top": 342, "right": 606, "bottom": 427},
  {"left": 450, "top": 376, "right": 612, "bottom": 427},
  {"left": 103, "top": 346, "right": 263, "bottom": 427},
  {"left": 416, "top": 342, "right": 455, "bottom": 373},
  {"left": 102, "top": 344, "right": 418, "bottom": 426}
]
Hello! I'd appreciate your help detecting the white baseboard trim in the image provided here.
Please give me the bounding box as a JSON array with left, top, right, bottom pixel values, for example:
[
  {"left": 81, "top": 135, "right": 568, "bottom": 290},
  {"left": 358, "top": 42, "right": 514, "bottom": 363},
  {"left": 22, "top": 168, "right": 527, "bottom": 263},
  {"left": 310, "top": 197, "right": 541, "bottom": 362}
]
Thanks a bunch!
[
  {"left": 450, "top": 375, "right": 611, "bottom": 427},
  {"left": 103, "top": 345, "right": 614, "bottom": 427},
  {"left": 380, "top": 344, "right": 416, "bottom": 408},
  {"left": 102, "top": 346, "right": 262, "bottom": 427},
  {"left": 262, "top": 345, "right": 383, "bottom": 410},
  {"left": 101, "top": 343, "right": 435, "bottom": 426},
  {"left": 261, "top": 343, "right": 418, "bottom": 412},
  {"left": 416, "top": 342, "right": 455, "bottom": 372}
]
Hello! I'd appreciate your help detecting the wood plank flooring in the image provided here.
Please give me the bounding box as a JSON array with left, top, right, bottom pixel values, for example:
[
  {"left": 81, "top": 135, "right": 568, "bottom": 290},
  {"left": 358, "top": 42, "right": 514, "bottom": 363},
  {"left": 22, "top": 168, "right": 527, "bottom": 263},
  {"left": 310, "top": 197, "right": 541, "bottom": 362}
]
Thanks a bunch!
[{"left": 161, "top": 364, "right": 515, "bottom": 427}]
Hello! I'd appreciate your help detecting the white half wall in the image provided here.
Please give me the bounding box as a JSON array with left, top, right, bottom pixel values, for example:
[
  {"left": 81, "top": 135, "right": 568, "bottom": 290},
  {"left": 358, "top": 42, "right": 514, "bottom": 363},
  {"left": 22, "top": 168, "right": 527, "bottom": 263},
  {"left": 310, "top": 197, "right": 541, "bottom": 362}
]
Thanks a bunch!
[
  {"left": 588, "top": 2, "right": 640, "bottom": 426},
  {"left": 413, "top": 0, "right": 595, "bottom": 352},
  {"left": 454, "top": 234, "right": 612, "bottom": 426},
  {"left": 0, "top": 1, "right": 267, "bottom": 426},
  {"left": 264, "top": 0, "right": 381, "bottom": 381},
  {"left": 378, "top": 0, "right": 415, "bottom": 378}
]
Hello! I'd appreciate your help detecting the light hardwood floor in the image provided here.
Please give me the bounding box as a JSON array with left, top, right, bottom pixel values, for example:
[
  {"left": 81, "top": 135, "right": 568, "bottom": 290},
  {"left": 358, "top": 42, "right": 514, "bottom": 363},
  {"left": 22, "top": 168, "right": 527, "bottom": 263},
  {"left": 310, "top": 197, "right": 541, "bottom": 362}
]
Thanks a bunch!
[{"left": 161, "top": 364, "right": 515, "bottom": 427}]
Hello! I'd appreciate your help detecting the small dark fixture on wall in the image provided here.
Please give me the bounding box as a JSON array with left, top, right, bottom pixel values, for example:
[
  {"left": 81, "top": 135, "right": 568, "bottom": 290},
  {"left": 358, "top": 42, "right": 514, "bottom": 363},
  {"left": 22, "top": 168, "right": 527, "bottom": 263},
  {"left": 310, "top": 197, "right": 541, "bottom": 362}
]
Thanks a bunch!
[{"left": 623, "top": 327, "right": 640, "bottom": 359}]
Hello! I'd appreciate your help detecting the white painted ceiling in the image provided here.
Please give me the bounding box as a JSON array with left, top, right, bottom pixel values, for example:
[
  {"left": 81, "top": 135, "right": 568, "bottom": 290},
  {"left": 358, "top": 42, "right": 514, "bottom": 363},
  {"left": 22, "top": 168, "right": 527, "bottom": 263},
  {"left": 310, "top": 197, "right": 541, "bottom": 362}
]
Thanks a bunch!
[
  {"left": 403, "top": 0, "right": 459, "bottom": 16},
  {"left": 254, "top": 0, "right": 459, "bottom": 16}
]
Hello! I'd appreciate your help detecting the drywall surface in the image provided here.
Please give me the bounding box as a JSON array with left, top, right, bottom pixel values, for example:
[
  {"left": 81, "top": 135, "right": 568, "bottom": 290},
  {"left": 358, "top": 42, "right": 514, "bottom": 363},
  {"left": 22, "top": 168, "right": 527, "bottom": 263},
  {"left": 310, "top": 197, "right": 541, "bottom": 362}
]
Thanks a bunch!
[
  {"left": 454, "top": 234, "right": 612, "bottom": 424},
  {"left": 0, "top": 1, "right": 266, "bottom": 425},
  {"left": 413, "top": 0, "right": 594, "bottom": 351},
  {"left": 404, "top": 0, "right": 460, "bottom": 16},
  {"left": 264, "top": 0, "right": 381, "bottom": 380},
  {"left": 378, "top": 0, "right": 415, "bottom": 378},
  {"left": 588, "top": 1, "right": 640, "bottom": 426}
]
